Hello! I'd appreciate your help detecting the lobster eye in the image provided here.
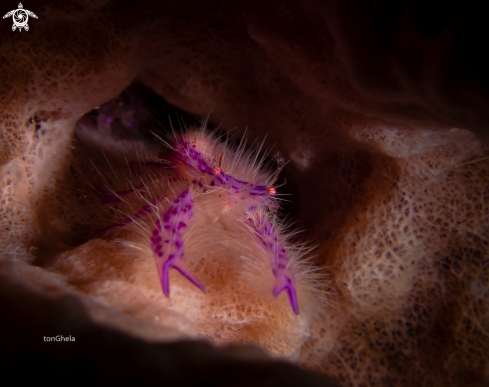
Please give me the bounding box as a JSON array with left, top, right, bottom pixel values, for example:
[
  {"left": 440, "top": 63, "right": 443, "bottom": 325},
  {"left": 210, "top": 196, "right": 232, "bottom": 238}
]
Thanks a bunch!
[
  {"left": 212, "top": 167, "right": 221, "bottom": 174},
  {"left": 267, "top": 187, "right": 276, "bottom": 195}
]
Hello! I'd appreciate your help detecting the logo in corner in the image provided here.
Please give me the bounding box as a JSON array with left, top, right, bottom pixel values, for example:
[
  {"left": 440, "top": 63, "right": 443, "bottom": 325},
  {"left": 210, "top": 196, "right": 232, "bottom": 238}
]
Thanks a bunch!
[{"left": 3, "top": 3, "right": 37, "bottom": 32}]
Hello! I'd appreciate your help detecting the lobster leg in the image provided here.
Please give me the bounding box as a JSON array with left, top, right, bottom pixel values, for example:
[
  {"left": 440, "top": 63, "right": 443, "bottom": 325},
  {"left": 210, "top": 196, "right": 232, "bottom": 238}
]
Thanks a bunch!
[
  {"left": 248, "top": 211, "right": 299, "bottom": 315},
  {"left": 151, "top": 189, "right": 205, "bottom": 297}
]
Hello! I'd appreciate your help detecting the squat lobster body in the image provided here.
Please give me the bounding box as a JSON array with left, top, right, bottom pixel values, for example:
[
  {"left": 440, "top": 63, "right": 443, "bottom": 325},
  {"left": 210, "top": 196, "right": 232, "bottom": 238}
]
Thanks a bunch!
[{"left": 94, "top": 128, "right": 319, "bottom": 315}]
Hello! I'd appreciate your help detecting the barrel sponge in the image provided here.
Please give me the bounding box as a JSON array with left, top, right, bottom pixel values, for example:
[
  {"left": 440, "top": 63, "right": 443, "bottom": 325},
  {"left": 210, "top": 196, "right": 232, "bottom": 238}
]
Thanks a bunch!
[
  {"left": 300, "top": 125, "right": 489, "bottom": 386},
  {"left": 0, "top": 1, "right": 140, "bottom": 262},
  {"left": 0, "top": 1, "right": 488, "bottom": 386}
]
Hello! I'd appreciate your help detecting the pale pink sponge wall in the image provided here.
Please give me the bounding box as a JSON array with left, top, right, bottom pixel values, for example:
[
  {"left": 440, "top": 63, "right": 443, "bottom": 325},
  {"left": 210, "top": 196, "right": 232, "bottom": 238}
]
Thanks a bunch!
[{"left": 0, "top": 1, "right": 488, "bottom": 386}]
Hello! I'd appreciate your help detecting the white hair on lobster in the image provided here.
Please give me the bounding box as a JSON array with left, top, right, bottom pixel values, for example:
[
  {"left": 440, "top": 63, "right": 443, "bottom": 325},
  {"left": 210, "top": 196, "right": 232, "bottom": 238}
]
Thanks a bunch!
[{"left": 92, "top": 125, "right": 324, "bottom": 317}]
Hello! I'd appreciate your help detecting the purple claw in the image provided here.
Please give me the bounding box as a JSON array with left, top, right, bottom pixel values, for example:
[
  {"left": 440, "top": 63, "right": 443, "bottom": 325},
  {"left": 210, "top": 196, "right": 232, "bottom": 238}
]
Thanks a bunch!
[
  {"left": 272, "top": 274, "right": 299, "bottom": 315},
  {"left": 162, "top": 257, "right": 206, "bottom": 297}
]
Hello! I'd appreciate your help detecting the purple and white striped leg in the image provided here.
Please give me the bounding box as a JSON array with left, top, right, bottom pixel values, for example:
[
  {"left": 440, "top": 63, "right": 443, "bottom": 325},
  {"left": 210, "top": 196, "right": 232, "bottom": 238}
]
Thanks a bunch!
[
  {"left": 151, "top": 189, "right": 205, "bottom": 297},
  {"left": 249, "top": 212, "right": 299, "bottom": 314}
]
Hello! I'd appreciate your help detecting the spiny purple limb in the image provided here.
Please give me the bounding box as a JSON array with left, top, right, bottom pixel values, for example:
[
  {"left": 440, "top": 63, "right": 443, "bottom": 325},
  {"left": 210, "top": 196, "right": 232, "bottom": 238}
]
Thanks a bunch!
[
  {"left": 173, "top": 139, "right": 276, "bottom": 207},
  {"left": 249, "top": 212, "right": 300, "bottom": 315},
  {"left": 152, "top": 189, "right": 205, "bottom": 297}
]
